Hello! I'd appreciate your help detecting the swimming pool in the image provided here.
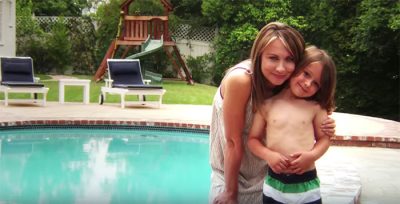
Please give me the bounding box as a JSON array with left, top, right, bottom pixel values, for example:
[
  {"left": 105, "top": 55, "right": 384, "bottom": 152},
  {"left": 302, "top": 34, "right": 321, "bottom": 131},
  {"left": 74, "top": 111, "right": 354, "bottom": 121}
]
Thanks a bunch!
[{"left": 0, "top": 127, "right": 210, "bottom": 204}]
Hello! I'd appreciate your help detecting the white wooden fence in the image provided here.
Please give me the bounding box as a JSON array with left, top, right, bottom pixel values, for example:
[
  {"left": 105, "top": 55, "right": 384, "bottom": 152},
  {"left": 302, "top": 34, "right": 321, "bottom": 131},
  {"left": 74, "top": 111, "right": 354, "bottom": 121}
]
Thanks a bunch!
[
  {"left": 172, "top": 24, "right": 216, "bottom": 58},
  {"left": 19, "top": 16, "right": 216, "bottom": 58}
]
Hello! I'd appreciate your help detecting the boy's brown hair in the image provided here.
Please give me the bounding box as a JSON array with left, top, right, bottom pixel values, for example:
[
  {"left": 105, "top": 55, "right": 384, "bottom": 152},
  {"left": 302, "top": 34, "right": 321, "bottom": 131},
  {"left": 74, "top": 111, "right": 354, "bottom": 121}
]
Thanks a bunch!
[{"left": 294, "top": 45, "right": 337, "bottom": 112}]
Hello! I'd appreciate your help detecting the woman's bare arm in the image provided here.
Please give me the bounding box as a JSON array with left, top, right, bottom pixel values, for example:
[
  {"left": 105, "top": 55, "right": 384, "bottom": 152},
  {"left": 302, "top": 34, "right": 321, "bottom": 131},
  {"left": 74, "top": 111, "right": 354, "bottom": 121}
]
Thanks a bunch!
[
  {"left": 321, "top": 114, "right": 336, "bottom": 137},
  {"left": 213, "top": 71, "right": 251, "bottom": 204}
]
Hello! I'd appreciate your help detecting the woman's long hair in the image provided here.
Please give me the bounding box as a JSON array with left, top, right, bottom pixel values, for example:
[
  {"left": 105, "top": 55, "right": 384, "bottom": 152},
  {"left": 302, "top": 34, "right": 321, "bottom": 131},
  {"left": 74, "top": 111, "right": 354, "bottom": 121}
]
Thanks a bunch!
[{"left": 250, "top": 22, "right": 305, "bottom": 111}]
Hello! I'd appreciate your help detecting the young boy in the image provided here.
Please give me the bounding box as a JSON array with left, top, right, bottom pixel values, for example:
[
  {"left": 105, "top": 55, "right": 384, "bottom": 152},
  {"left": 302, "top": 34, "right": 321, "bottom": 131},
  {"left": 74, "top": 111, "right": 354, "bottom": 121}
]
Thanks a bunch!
[{"left": 248, "top": 46, "right": 337, "bottom": 204}]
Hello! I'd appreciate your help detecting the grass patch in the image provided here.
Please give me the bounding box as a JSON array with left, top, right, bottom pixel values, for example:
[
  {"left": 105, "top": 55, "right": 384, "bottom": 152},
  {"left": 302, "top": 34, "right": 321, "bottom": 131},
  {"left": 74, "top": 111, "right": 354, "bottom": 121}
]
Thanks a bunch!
[
  {"left": 162, "top": 80, "right": 217, "bottom": 104},
  {"left": 0, "top": 75, "right": 218, "bottom": 105}
]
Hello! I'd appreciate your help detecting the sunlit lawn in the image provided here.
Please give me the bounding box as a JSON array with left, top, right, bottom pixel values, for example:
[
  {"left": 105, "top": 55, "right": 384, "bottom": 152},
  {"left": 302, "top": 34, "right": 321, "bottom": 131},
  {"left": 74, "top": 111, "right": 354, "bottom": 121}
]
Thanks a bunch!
[{"left": 0, "top": 75, "right": 218, "bottom": 105}]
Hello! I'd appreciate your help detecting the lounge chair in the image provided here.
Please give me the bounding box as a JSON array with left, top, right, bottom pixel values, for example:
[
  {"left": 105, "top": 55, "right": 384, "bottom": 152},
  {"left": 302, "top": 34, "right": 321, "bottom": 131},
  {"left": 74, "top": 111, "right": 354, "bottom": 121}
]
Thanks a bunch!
[
  {"left": 0, "top": 57, "right": 49, "bottom": 106},
  {"left": 99, "top": 59, "right": 166, "bottom": 108}
]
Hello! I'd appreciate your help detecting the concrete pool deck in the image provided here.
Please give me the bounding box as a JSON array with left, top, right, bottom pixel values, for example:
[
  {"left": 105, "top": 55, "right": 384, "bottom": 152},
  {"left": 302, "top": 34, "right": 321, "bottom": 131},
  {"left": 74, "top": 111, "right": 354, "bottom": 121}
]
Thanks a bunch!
[{"left": 0, "top": 102, "right": 399, "bottom": 203}]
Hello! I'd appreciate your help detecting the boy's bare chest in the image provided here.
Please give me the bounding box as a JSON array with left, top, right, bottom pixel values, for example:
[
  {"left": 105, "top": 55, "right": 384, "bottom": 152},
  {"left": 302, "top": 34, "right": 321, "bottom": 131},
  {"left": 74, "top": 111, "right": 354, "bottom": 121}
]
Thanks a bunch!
[{"left": 266, "top": 100, "right": 316, "bottom": 128}]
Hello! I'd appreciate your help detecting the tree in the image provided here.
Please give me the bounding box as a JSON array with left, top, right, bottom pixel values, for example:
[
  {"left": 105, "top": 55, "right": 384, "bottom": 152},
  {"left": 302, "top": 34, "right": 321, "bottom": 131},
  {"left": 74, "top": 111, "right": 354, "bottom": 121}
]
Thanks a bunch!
[
  {"left": 16, "top": 0, "right": 48, "bottom": 72},
  {"left": 202, "top": 0, "right": 399, "bottom": 120},
  {"left": 17, "top": 0, "right": 97, "bottom": 74},
  {"left": 170, "top": 0, "right": 204, "bottom": 22},
  {"left": 295, "top": 0, "right": 399, "bottom": 121},
  {"left": 45, "top": 17, "right": 72, "bottom": 73},
  {"left": 202, "top": 0, "right": 307, "bottom": 84},
  {"left": 18, "top": 0, "right": 89, "bottom": 16},
  {"left": 93, "top": 0, "right": 122, "bottom": 64},
  {"left": 346, "top": 0, "right": 399, "bottom": 120}
]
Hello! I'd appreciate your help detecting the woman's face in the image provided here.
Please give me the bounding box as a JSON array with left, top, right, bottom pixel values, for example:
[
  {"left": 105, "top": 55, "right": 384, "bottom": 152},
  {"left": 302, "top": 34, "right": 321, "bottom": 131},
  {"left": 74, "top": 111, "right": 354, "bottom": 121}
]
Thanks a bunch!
[
  {"left": 260, "top": 38, "right": 295, "bottom": 87},
  {"left": 290, "top": 62, "right": 323, "bottom": 98}
]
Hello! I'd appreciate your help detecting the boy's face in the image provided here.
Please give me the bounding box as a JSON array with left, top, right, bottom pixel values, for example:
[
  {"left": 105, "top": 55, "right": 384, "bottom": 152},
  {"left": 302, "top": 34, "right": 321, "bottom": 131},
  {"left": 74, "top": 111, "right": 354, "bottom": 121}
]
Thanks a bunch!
[{"left": 289, "top": 62, "right": 323, "bottom": 98}]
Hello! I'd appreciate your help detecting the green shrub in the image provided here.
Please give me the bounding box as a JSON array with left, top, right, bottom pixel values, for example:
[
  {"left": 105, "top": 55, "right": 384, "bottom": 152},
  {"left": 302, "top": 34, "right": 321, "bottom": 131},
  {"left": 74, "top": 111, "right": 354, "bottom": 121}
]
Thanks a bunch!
[
  {"left": 186, "top": 54, "right": 215, "bottom": 84},
  {"left": 45, "top": 17, "right": 72, "bottom": 74},
  {"left": 68, "top": 17, "right": 97, "bottom": 74},
  {"left": 16, "top": 1, "right": 47, "bottom": 73}
]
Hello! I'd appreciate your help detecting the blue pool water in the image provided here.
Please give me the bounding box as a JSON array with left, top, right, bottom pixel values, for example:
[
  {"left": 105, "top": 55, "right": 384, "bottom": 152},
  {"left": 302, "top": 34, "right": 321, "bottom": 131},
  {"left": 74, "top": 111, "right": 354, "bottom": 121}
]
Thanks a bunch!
[{"left": 0, "top": 127, "right": 210, "bottom": 204}]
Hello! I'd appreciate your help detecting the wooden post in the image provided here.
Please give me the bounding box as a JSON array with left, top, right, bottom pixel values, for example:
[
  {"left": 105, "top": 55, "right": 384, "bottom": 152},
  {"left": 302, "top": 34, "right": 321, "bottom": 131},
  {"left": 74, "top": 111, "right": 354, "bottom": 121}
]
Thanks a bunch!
[
  {"left": 173, "top": 46, "right": 194, "bottom": 85},
  {"left": 164, "top": 46, "right": 186, "bottom": 80},
  {"left": 94, "top": 40, "right": 117, "bottom": 81}
]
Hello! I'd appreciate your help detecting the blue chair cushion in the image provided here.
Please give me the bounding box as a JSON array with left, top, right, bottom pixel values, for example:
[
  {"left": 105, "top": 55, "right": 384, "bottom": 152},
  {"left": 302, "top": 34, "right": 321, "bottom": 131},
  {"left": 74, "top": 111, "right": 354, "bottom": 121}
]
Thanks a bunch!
[
  {"left": 1, "top": 81, "right": 44, "bottom": 87},
  {"left": 109, "top": 61, "right": 144, "bottom": 85},
  {"left": 1, "top": 58, "right": 34, "bottom": 83},
  {"left": 112, "top": 83, "right": 163, "bottom": 89}
]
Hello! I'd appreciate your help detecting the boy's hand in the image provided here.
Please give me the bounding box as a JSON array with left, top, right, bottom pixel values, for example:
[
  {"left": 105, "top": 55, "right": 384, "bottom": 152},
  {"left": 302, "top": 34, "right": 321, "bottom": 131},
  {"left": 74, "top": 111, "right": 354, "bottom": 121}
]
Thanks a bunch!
[
  {"left": 267, "top": 151, "right": 290, "bottom": 174},
  {"left": 288, "top": 151, "right": 315, "bottom": 174}
]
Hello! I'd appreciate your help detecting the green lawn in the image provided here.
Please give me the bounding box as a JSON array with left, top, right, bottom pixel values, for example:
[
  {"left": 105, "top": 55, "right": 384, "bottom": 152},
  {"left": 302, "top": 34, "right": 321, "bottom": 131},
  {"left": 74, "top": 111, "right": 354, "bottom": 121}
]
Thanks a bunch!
[{"left": 0, "top": 75, "right": 218, "bottom": 105}]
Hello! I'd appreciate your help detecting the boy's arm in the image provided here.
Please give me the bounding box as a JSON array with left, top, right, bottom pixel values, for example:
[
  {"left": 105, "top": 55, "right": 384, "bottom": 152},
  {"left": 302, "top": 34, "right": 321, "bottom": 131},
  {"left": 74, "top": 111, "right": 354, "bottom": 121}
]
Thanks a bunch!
[
  {"left": 311, "top": 109, "right": 331, "bottom": 160},
  {"left": 248, "top": 111, "right": 290, "bottom": 174},
  {"left": 312, "top": 109, "right": 331, "bottom": 156},
  {"left": 290, "top": 108, "right": 331, "bottom": 174}
]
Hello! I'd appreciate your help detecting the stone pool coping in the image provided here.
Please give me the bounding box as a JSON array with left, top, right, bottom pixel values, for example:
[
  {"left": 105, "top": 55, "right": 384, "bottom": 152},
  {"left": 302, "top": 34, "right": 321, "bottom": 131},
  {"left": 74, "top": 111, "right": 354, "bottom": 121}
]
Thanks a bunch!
[{"left": 0, "top": 103, "right": 399, "bottom": 149}]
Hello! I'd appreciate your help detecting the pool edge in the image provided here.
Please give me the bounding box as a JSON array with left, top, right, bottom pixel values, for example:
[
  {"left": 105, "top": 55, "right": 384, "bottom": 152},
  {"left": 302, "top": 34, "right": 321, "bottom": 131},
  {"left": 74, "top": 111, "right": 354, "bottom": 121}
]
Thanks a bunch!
[{"left": 0, "top": 119, "right": 399, "bottom": 149}]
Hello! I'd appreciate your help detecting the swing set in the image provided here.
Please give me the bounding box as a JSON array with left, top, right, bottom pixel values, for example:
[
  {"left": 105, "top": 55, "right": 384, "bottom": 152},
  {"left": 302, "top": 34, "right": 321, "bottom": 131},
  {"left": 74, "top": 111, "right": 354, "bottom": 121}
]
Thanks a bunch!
[{"left": 93, "top": 0, "right": 194, "bottom": 84}]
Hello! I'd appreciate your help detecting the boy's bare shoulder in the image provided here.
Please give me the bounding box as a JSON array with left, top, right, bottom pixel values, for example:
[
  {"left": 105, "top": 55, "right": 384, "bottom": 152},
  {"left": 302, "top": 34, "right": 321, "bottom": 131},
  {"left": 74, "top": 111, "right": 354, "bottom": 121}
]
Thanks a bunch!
[
  {"left": 313, "top": 102, "right": 325, "bottom": 111},
  {"left": 312, "top": 103, "right": 328, "bottom": 118},
  {"left": 300, "top": 99, "right": 323, "bottom": 110}
]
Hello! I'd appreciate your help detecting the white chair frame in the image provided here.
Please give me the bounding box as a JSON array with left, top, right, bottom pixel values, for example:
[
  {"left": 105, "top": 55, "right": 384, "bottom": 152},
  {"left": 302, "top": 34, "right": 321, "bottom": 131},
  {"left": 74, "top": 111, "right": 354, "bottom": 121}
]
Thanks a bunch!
[
  {"left": 0, "top": 57, "right": 49, "bottom": 106},
  {"left": 99, "top": 59, "right": 166, "bottom": 108}
]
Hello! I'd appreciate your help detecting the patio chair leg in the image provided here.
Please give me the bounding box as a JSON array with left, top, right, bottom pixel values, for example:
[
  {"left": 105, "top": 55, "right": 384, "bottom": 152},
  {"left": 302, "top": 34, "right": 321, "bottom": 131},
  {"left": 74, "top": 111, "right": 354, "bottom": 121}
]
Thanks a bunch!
[
  {"left": 99, "top": 94, "right": 104, "bottom": 105},
  {"left": 43, "top": 93, "right": 47, "bottom": 106},
  {"left": 138, "top": 95, "right": 146, "bottom": 101},
  {"left": 158, "top": 96, "right": 163, "bottom": 108},
  {"left": 121, "top": 94, "right": 126, "bottom": 108},
  {"left": 4, "top": 92, "right": 8, "bottom": 106}
]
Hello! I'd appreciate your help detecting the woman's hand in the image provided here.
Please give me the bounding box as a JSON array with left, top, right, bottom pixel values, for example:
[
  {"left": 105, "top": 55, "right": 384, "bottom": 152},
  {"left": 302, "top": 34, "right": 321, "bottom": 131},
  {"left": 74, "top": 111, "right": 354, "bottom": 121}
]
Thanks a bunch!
[
  {"left": 321, "top": 116, "right": 336, "bottom": 137},
  {"left": 213, "top": 192, "right": 237, "bottom": 204}
]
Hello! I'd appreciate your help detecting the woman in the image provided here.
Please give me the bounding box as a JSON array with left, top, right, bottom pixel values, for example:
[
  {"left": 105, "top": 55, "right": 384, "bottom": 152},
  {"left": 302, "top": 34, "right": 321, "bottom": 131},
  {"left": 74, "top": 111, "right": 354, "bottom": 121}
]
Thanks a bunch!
[{"left": 209, "top": 22, "right": 336, "bottom": 204}]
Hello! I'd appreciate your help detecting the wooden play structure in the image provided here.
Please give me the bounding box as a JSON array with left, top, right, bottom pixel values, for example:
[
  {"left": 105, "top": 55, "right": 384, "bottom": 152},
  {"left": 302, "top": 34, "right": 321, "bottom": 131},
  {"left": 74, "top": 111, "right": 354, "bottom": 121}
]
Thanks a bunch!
[{"left": 93, "top": 0, "right": 194, "bottom": 84}]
